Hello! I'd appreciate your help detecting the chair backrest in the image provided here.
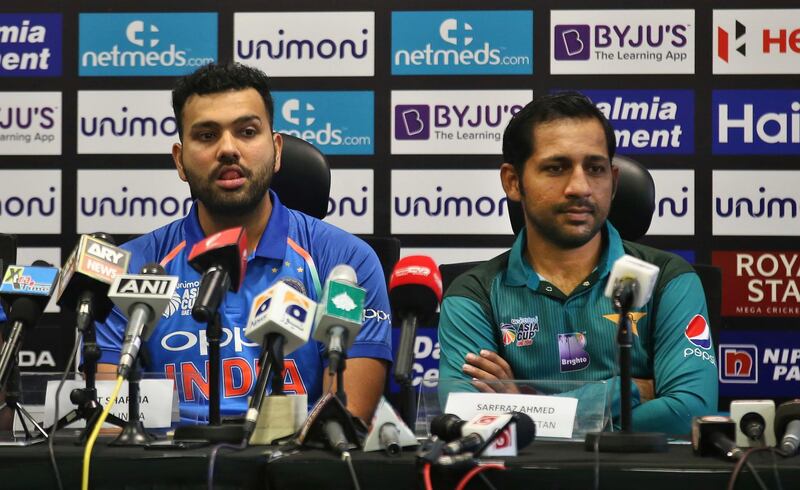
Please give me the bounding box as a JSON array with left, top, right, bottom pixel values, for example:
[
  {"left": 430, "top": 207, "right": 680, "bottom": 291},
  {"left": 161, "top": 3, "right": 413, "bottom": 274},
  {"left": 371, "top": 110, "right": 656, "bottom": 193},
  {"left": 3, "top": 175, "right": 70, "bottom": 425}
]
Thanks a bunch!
[
  {"left": 440, "top": 260, "right": 485, "bottom": 294},
  {"left": 271, "top": 133, "right": 331, "bottom": 220},
  {"left": 506, "top": 155, "right": 656, "bottom": 241},
  {"left": 361, "top": 236, "right": 401, "bottom": 287}
]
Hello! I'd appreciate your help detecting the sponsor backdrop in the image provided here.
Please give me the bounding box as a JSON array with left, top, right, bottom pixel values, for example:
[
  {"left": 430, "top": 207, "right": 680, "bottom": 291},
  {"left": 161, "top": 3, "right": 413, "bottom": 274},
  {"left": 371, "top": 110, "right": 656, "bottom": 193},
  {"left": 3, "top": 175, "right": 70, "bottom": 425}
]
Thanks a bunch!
[{"left": 1, "top": 1, "right": 798, "bottom": 403}]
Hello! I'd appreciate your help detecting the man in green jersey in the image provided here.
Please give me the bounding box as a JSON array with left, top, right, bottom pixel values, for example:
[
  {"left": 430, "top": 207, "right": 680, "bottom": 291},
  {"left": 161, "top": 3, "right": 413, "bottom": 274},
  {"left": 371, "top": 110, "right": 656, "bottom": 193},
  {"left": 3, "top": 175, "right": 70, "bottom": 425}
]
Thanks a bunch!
[{"left": 438, "top": 93, "right": 717, "bottom": 434}]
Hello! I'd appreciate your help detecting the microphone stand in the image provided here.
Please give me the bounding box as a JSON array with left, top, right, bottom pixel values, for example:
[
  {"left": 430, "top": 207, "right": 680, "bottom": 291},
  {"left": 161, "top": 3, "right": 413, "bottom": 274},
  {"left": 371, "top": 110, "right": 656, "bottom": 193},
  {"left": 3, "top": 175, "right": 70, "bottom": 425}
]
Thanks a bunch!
[
  {"left": 110, "top": 349, "right": 154, "bottom": 446},
  {"left": 0, "top": 365, "right": 48, "bottom": 441},
  {"left": 393, "top": 315, "right": 417, "bottom": 429},
  {"left": 585, "top": 282, "right": 667, "bottom": 453}
]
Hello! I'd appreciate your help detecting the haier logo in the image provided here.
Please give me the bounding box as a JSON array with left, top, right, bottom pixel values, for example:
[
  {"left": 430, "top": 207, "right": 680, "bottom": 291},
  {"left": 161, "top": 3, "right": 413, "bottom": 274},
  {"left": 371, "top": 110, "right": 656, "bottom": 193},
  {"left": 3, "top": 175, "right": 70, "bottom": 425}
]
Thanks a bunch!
[
  {"left": 391, "top": 90, "right": 531, "bottom": 155},
  {"left": 235, "top": 12, "right": 374, "bottom": 77},
  {"left": 0, "top": 170, "right": 61, "bottom": 234},
  {"left": 77, "top": 91, "right": 177, "bottom": 154},
  {"left": 713, "top": 171, "right": 800, "bottom": 236},
  {"left": 391, "top": 170, "right": 512, "bottom": 235},
  {"left": 551, "top": 10, "right": 694, "bottom": 74},
  {"left": 0, "top": 92, "right": 61, "bottom": 155},
  {"left": 77, "top": 170, "right": 192, "bottom": 234},
  {"left": 327, "top": 169, "right": 373, "bottom": 234},
  {"left": 648, "top": 170, "right": 694, "bottom": 236},
  {"left": 584, "top": 89, "right": 694, "bottom": 154},
  {"left": 713, "top": 90, "right": 800, "bottom": 154},
  {"left": 713, "top": 10, "right": 800, "bottom": 74},
  {"left": 273, "top": 92, "right": 373, "bottom": 155},
  {"left": 392, "top": 11, "right": 533, "bottom": 75},
  {"left": 0, "top": 14, "right": 62, "bottom": 76},
  {"left": 719, "top": 345, "right": 758, "bottom": 383},
  {"left": 79, "top": 13, "right": 217, "bottom": 76}
]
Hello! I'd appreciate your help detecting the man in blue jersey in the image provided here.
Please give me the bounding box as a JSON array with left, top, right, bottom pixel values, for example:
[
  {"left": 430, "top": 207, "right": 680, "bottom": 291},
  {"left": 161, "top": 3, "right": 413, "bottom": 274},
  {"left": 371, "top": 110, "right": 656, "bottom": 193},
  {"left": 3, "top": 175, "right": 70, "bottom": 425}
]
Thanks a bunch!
[
  {"left": 95, "top": 63, "right": 391, "bottom": 423},
  {"left": 438, "top": 93, "right": 717, "bottom": 434}
]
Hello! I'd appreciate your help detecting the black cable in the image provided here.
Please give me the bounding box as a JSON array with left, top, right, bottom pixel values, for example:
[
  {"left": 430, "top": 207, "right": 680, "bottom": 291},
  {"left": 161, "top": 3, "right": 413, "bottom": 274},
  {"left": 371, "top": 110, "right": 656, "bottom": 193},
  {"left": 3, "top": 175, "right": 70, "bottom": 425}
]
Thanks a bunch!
[
  {"left": 727, "top": 446, "right": 773, "bottom": 490},
  {"left": 207, "top": 439, "right": 247, "bottom": 490},
  {"left": 48, "top": 336, "right": 81, "bottom": 490},
  {"left": 478, "top": 472, "right": 499, "bottom": 490},
  {"left": 770, "top": 443, "right": 784, "bottom": 490}
]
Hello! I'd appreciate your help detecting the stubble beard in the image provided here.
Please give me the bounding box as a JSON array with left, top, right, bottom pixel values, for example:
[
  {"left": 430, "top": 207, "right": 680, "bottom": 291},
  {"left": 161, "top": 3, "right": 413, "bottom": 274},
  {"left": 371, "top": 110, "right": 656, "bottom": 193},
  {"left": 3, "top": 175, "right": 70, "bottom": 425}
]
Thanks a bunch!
[{"left": 185, "top": 156, "right": 275, "bottom": 217}]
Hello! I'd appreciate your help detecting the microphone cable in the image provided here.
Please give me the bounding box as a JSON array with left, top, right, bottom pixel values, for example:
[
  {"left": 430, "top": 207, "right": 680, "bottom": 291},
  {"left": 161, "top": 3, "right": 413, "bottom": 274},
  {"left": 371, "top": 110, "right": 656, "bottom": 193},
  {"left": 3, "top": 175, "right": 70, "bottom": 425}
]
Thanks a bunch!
[
  {"left": 81, "top": 374, "right": 124, "bottom": 490},
  {"left": 207, "top": 439, "right": 248, "bottom": 490},
  {"left": 726, "top": 446, "right": 777, "bottom": 490},
  {"left": 47, "top": 333, "right": 82, "bottom": 490},
  {"left": 341, "top": 450, "right": 362, "bottom": 490},
  {"left": 454, "top": 463, "right": 505, "bottom": 490}
]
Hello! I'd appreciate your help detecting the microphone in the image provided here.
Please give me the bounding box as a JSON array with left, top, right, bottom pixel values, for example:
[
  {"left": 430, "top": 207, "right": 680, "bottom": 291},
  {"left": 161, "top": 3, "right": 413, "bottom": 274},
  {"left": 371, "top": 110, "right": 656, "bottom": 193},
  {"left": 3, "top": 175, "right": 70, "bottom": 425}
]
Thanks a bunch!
[
  {"left": 604, "top": 255, "right": 659, "bottom": 309},
  {"left": 730, "top": 399, "right": 776, "bottom": 448},
  {"left": 107, "top": 263, "right": 178, "bottom": 379},
  {"left": 0, "top": 262, "right": 59, "bottom": 389},
  {"left": 55, "top": 234, "right": 131, "bottom": 330},
  {"left": 389, "top": 255, "right": 442, "bottom": 386},
  {"left": 363, "top": 396, "right": 418, "bottom": 454},
  {"left": 312, "top": 265, "right": 366, "bottom": 375},
  {"left": 431, "top": 412, "right": 536, "bottom": 456},
  {"left": 187, "top": 227, "right": 248, "bottom": 322},
  {"left": 692, "top": 415, "right": 743, "bottom": 460},
  {"left": 775, "top": 399, "right": 800, "bottom": 455}
]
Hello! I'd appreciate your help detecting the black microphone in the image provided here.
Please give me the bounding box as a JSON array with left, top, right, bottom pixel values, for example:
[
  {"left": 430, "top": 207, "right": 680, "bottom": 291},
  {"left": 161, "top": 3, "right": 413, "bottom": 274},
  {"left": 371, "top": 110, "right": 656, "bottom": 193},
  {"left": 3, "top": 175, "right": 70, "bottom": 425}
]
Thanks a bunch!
[
  {"left": 692, "top": 416, "right": 743, "bottom": 461},
  {"left": 775, "top": 399, "right": 800, "bottom": 455},
  {"left": 431, "top": 412, "right": 536, "bottom": 455},
  {"left": 187, "top": 227, "right": 248, "bottom": 322}
]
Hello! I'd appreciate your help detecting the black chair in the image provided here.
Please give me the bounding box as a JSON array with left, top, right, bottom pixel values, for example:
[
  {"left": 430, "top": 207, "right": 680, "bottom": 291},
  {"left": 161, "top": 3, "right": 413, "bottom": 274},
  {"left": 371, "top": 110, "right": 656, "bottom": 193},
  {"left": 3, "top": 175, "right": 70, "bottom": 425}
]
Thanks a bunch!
[
  {"left": 272, "top": 133, "right": 331, "bottom": 219},
  {"left": 360, "top": 236, "right": 401, "bottom": 287}
]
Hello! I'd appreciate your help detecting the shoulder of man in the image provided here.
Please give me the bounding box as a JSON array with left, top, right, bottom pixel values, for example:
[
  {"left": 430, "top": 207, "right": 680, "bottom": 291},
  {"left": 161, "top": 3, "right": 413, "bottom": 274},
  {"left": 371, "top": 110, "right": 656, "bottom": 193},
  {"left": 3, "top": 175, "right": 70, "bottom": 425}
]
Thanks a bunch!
[
  {"left": 121, "top": 217, "right": 186, "bottom": 273},
  {"left": 621, "top": 240, "right": 696, "bottom": 292},
  {"left": 443, "top": 251, "right": 511, "bottom": 315}
]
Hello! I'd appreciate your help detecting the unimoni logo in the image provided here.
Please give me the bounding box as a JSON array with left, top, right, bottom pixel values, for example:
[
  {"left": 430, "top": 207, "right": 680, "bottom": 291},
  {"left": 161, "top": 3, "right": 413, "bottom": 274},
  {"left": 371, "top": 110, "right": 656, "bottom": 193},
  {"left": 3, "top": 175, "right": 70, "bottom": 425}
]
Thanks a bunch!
[
  {"left": 0, "top": 186, "right": 56, "bottom": 217},
  {"left": 715, "top": 186, "right": 798, "bottom": 219},
  {"left": 327, "top": 186, "right": 369, "bottom": 217},
  {"left": 394, "top": 187, "right": 508, "bottom": 218},
  {"left": 237, "top": 27, "right": 369, "bottom": 61},
  {"left": 79, "top": 106, "right": 177, "bottom": 137},
  {"left": 658, "top": 185, "right": 690, "bottom": 218},
  {"left": 80, "top": 187, "right": 192, "bottom": 218}
]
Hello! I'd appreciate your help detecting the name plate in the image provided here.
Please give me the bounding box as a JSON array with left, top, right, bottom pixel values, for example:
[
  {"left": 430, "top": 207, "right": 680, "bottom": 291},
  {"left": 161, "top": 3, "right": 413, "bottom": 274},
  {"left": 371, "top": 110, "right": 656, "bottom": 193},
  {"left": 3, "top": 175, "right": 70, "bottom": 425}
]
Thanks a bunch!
[
  {"left": 44, "top": 379, "right": 177, "bottom": 429},
  {"left": 444, "top": 392, "right": 578, "bottom": 439}
]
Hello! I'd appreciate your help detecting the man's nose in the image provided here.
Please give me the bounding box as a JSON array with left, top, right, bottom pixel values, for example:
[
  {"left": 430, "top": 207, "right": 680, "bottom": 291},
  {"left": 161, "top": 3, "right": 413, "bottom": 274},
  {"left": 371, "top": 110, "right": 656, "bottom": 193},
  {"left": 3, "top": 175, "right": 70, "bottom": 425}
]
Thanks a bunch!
[
  {"left": 217, "top": 130, "right": 240, "bottom": 161},
  {"left": 564, "top": 167, "right": 592, "bottom": 197}
]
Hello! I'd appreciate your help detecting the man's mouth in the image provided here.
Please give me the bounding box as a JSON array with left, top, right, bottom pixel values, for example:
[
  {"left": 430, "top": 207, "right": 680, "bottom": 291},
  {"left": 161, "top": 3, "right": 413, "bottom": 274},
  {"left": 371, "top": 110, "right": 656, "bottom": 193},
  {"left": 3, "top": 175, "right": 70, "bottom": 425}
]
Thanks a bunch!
[{"left": 215, "top": 166, "right": 246, "bottom": 190}]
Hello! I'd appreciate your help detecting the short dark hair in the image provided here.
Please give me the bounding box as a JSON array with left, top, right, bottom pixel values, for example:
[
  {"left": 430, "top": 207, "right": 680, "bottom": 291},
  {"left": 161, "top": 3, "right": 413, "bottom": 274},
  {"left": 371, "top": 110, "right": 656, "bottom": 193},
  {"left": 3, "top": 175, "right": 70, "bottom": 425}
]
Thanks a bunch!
[
  {"left": 171, "top": 62, "right": 275, "bottom": 141},
  {"left": 502, "top": 92, "right": 616, "bottom": 175}
]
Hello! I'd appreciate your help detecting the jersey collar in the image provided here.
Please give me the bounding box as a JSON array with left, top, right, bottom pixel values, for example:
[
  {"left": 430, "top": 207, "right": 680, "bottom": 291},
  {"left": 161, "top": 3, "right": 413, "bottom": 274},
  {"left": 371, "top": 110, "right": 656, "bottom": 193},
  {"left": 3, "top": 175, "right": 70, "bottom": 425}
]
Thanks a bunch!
[
  {"left": 182, "top": 189, "right": 289, "bottom": 260},
  {"left": 505, "top": 221, "right": 625, "bottom": 289}
]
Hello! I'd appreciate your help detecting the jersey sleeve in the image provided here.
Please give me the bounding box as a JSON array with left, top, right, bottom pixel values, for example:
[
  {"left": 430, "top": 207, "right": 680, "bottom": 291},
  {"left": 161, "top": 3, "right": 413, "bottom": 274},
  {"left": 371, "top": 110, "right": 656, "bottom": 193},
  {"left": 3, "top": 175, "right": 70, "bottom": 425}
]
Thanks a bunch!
[{"left": 632, "top": 272, "right": 719, "bottom": 434}]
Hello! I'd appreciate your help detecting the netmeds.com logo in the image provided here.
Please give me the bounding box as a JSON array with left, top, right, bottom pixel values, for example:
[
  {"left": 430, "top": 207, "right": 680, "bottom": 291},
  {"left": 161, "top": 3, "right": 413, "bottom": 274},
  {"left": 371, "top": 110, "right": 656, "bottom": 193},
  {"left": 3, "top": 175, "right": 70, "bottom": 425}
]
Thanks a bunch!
[
  {"left": 273, "top": 91, "right": 373, "bottom": 155},
  {"left": 392, "top": 11, "right": 533, "bottom": 75},
  {"left": 79, "top": 13, "right": 217, "bottom": 76}
]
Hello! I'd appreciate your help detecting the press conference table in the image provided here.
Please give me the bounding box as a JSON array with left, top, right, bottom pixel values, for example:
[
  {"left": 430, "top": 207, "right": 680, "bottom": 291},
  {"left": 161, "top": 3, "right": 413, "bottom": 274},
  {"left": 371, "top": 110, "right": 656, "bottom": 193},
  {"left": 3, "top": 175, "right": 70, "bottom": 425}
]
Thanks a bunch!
[{"left": 0, "top": 435, "right": 796, "bottom": 490}]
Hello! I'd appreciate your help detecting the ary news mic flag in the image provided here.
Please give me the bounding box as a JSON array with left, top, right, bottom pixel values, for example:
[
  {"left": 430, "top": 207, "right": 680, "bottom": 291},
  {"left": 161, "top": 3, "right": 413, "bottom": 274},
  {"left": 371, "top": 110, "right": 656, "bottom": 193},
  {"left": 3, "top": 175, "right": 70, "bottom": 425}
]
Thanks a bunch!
[
  {"left": 188, "top": 227, "right": 248, "bottom": 322},
  {"left": 244, "top": 280, "right": 316, "bottom": 356},
  {"left": 388, "top": 255, "right": 442, "bottom": 384},
  {"left": 604, "top": 255, "right": 659, "bottom": 309}
]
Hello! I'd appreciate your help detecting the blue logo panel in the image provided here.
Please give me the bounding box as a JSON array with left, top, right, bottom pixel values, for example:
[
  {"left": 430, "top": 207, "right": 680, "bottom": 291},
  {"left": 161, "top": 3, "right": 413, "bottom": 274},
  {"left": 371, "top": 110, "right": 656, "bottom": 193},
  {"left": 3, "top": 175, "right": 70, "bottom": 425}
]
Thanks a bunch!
[
  {"left": 273, "top": 91, "right": 373, "bottom": 155},
  {"left": 581, "top": 89, "right": 694, "bottom": 154},
  {"left": 389, "top": 326, "right": 439, "bottom": 393},
  {"left": 79, "top": 13, "right": 217, "bottom": 76},
  {"left": 713, "top": 90, "right": 800, "bottom": 155},
  {"left": 0, "top": 13, "right": 62, "bottom": 77},
  {"left": 392, "top": 11, "right": 533, "bottom": 75},
  {"left": 718, "top": 330, "right": 800, "bottom": 398}
]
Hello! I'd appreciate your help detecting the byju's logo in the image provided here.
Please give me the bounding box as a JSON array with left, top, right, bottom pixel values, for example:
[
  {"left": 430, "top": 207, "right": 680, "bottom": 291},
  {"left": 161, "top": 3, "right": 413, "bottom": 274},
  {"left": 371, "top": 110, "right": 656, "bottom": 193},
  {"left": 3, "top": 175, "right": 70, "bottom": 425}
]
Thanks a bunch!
[
  {"left": 0, "top": 14, "right": 62, "bottom": 76},
  {"left": 327, "top": 169, "right": 373, "bottom": 234},
  {"left": 79, "top": 13, "right": 217, "bottom": 76},
  {"left": 273, "top": 91, "right": 373, "bottom": 155},
  {"left": 0, "top": 170, "right": 61, "bottom": 234},
  {"left": 395, "top": 105, "right": 430, "bottom": 140},
  {"left": 0, "top": 92, "right": 61, "bottom": 155},
  {"left": 713, "top": 171, "right": 800, "bottom": 236},
  {"left": 584, "top": 89, "right": 694, "bottom": 154},
  {"left": 235, "top": 12, "right": 374, "bottom": 77},
  {"left": 392, "top": 11, "right": 532, "bottom": 75},
  {"left": 713, "top": 90, "right": 800, "bottom": 155},
  {"left": 551, "top": 10, "right": 694, "bottom": 74},
  {"left": 553, "top": 24, "right": 590, "bottom": 60},
  {"left": 719, "top": 345, "right": 758, "bottom": 383},
  {"left": 713, "top": 10, "right": 800, "bottom": 74}
]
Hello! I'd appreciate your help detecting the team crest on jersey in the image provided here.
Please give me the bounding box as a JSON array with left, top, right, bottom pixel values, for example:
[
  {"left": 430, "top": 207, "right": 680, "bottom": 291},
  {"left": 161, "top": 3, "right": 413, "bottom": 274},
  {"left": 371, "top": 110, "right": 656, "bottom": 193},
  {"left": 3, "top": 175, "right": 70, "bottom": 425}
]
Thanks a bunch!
[
  {"left": 500, "top": 316, "right": 539, "bottom": 347},
  {"left": 163, "top": 280, "right": 200, "bottom": 318}
]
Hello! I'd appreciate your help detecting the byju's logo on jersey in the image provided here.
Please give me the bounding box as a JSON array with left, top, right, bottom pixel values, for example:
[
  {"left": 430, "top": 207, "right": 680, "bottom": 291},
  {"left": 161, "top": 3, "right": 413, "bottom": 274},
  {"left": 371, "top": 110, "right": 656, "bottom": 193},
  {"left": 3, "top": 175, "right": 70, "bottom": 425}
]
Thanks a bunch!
[
  {"left": 0, "top": 13, "right": 62, "bottom": 76},
  {"left": 392, "top": 11, "right": 533, "bottom": 75},
  {"left": 719, "top": 344, "right": 758, "bottom": 383},
  {"left": 583, "top": 89, "right": 694, "bottom": 154},
  {"left": 551, "top": 10, "right": 694, "bottom": 74},
  {"left": 500, "top": 317, "right": 539, "bottom": 347},
  {"left": 273, "top": 92, "right": 373, "bottom": 155},
  {"left": 79, "top": 13, "right": 217, "bottom": 76},
  {"left": 713, "top": 90, "right": 800, "bottom": 155},
  {"left": 714, "top": 10, "right": 800, "bottom": 74}
]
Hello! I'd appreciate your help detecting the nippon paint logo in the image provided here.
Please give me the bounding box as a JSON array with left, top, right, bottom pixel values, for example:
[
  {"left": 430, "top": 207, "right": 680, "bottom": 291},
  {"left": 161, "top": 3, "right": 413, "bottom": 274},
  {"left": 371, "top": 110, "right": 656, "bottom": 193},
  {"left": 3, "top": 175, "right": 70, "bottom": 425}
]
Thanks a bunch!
[
  {"left": 0, "top": 13, "right": 62, "bottom": 76},
  {"left": 391, "top": 10, "right": 533, "bottom": 75},
  {"left": 17, "top": 247, "right": 61, "bottom": 312},
  {"left": 234, "top": 12, "right": 374, "bottom": 77},
  {"left": 391, "top": 170, "right": 512, "bottom": 235},
  {"left": 273, "top": 91, "right": 373, "bottom": 155},
  {"left": 713, "top": 171, "right": 800, "bottom": 236},
  {"left": 77, "top": 90, "right": 177, "bottom": 154},
  {"left": 648, "top": 170, "right": 694, "bottom": 236},
  {"left": 582, "top": 89, "right": 694, "bottom": 154},
  {"left": 79, "top": 13, "right": 217, "bottom": 76},
  {"left": 0, "top": 92, "right": 61, "bottom": 155},
  {"left": 0, "top": 170, "right": 61, "bottom": 234},
  {"left": 719, "top": 344, "right": 759, "bottom": 384},
  {"left": 714, "top": 10, "right": 800, "bottom": 74},
  {"left": 391, "top": 90, "right": 531, "bottom": 155},
  {"left": 551, "top": 10, "right": 694, "bottom": 74},
  {"left": 712, "top": 90, "right": 800, "bottom": 155},
  {"left": 77, "top": 170, "right": 192, "bottom": 234},
  {"left": 326, "top": 169, "right": 373, "bottom": 234}
]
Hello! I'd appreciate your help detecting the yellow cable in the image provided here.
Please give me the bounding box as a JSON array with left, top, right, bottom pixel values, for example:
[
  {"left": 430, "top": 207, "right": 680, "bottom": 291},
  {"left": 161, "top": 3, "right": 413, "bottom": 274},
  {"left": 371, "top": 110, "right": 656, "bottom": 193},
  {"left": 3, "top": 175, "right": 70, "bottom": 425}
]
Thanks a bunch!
[{"left": 82, "top": 375, "right": 124, "bottom": 490}]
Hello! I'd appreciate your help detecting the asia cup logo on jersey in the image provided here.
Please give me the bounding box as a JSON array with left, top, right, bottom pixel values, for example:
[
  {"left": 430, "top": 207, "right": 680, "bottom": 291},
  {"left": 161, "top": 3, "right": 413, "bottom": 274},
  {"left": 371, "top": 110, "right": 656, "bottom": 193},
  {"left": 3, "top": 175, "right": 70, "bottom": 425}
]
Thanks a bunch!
[
  {"left": 500, "top": 317, "right": 539, "bottom": 347},
  {"left": 163, "top": 279, "right": 199, "bottom": 318}
]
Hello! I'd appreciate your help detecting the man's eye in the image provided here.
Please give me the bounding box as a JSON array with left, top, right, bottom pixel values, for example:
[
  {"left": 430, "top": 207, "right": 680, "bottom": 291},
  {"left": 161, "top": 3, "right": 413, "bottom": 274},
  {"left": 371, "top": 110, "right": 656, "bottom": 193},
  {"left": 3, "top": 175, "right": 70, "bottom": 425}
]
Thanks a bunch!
[
  {"left": 544, "top": 165, "right": 564, "bottom": 173},
  {"left": 588, "top": 165, "right": 607, "bottom": 174},
  {"left": 242, "top": 127, "right": 258, "bottom": 137},
  {"left": 197, "top": 131, "right": 215, "bottom": 141}
]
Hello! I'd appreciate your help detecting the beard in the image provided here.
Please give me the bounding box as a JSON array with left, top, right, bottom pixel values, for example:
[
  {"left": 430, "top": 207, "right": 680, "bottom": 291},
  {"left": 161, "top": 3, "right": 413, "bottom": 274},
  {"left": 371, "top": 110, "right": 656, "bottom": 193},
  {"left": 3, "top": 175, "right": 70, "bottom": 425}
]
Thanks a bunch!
[
  {"left": 184, "top": 156, "right": 275, "bottom": 217},
  {"left": 524, "top": 198, "right": 607, "bottom": 249}
]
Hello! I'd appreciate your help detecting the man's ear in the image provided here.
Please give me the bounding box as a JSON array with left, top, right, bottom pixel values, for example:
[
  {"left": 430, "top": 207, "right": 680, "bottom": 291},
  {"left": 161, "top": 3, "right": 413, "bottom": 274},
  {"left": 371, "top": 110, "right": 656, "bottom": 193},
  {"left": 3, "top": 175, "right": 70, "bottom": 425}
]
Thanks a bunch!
[
  {"left": 172, "top": 142, "right": 187, "bottom": 182},
  {"left": 272, "top": 131, "right": 283, "bottom": 174},
  {"left": 500, "top": 163, "right": 522, "bottom": 202},
  {"left": 610, "top": 162, "right": 620, "bottom": 199}
]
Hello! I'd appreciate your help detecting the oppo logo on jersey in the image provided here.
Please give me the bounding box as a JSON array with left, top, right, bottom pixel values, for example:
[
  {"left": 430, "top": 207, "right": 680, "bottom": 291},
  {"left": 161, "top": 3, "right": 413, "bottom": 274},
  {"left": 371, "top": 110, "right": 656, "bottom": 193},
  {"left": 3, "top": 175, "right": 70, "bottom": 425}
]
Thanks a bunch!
[{"left": 161, "top": 326, "right": 259, "bottom": 356}]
